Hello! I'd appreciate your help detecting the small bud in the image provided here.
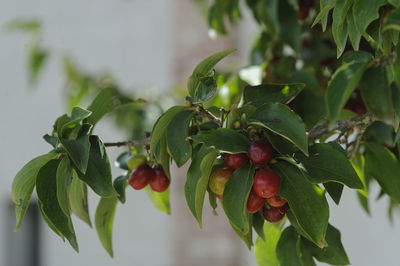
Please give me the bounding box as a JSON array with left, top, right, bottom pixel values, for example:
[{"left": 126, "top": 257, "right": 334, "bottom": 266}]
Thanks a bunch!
[
  {"left": 247, "top": 126, "right": 257, "bottom": 135},
  {"left": 270, "top": 158, "right": 278, "bottom": 164},
  {"left": 233, "top": 121, "right": 241, "bottom": 129}
]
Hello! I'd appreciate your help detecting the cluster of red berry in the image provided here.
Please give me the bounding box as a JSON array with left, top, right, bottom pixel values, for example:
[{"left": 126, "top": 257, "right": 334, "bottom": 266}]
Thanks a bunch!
[
  {"left": 209, "top": 140, "right": 288, "bottom": 223},
  {"left": 129, "top": 162, "right": 170, "bottom": 192}
]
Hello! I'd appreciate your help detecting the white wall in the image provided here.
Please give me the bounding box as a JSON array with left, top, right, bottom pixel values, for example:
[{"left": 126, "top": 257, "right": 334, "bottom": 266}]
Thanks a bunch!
[
  {"left": 1, "top": 1, "right": 400, "bottom": 266},
  {"left": 0, "top": 1, "right": 172, "bottom": 266}
]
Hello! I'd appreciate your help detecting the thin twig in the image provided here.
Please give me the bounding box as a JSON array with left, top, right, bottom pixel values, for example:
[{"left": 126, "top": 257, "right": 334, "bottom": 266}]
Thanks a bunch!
[
  {"left": 220, "top": 107, "right": 225, "bottom": 127},
  {"left": 308, "top": 113, "right": 375, "bottom": 140},
  {"left": 197, "top": 105, "right": 222, "bottom": 125},
  {"left": 347, "top": 121, "right": 370, "bottom": 160},
  {"left": 103, "top": 140, "right": 150, "bottom": 148}
]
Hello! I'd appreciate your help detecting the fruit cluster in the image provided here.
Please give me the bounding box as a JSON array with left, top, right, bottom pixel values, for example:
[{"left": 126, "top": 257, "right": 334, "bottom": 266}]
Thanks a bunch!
[
  {"left": 209, "top": 140, "right": 288, "bottom": 223},
  {"left": 127, "top": 155, "right": 170, "bottom": 192}
]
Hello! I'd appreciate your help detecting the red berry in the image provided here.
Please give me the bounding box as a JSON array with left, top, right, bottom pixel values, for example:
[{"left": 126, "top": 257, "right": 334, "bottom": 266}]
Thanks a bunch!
[
  {"left": 354, "top": 105, "right": 367, "bottom": 115},
  {"left": 129, "top": 164, "right": 155, "bottom": 190},
  {"left": 248, "top": 140, "right": 275, "bottom": 165},
  {"left": 253, "top": 168, "right": 280, "bottom": 198},
  {"left": 222, "top": 153, "right": 248, "bottom": 169},
  {"left": 262, "top": 204, "right": 288, "bottom": 223},
  {"left": 344, "top": 98, "right": 366, "bottom": 115},
  {"left": 298, "top": 0, "right": 314, "bottom": 20},
  {"left": 267, "top": 194, "right": 287, "bottom": 207},
  {"left": 216, "top": 194, "right": 222, "bottom": 200},
  {"left": 246, "top": 188, "right": 266, "bottom": 213},
  {"left": 150, "top": 165, "right": 170, "bottom": 192}
]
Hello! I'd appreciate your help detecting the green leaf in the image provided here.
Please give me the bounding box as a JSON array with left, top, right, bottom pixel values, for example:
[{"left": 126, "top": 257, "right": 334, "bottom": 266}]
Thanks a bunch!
[
  {"left": 5, "top": 19, "right": 41, "bottom": 32},
  {"left": 392, "top": 83, "right": 400, "bottom": 122},
  {"left": 353, "top": 0, "right": 387, "bottom": 40},
  {"left": 297, "top": 239, "right": 317, "bottom": 266},
  {"left": 60, "top": 107, "right": 92, "bottom": 137},
  {"left": 43, "top": 134, "right": 58, "bottom": 148},
  {"left": 60, "top": 133, "right": 91, "bottom": 174},
  {"left": 392, "top": 45, "right": 400, "bottom": 86},
  {"left": 294, "top": 143, "right": 363, "bottom": 189},
  {"left": 95, "top": 197, "right": 118, "bottom": 257},
  {"left": 389, "top": 0, "right": 400, "bottom": 7},
  {"left": 230, "top": 219, "right": 253, "bottom": 249},
  {"left": 276, "top": 226, "right": 302, "bottom": 266},
  {"left": 222, "top": 164, "right": 255, "bottom": 233},
  {"left": 265, "top": 131, "right": 296, "bottom": 156},
  {"left": 332, "top": 0, "right": 352, "bottom": 57},
  {"left": 325, "top": 61, "right": 369, "bottom": 123},
  {"left": 187, "top": 50, "right": 235, "bottom": 97},
  {"left": 289, "top": 69, "right": 326, "bottom": 128},
  {"left": 347, "top": 10, "right": 362, "bottom": 50},
  {"left": 243, "top": 83, "right": 305, "bottom": 107},
  {"left": 28, "top": 43, "right": 48, "bottom": 84},
  {"left": 357, "top": 191, "right": 370, "bottom": 215},
  {"left": 145, "top": 187, "right": 170, "bottom": 214},
  {"left": 207, "top": 189, "right": 218, "bottom": 213},
  {"left": 208, "top": 1, "right": 228, "bottom": 34},
  {"left": 69, "top": 172, "right": 92, "bottom": 227},
  {"left": 302, "top": 224, "right": 350, "bottom": 265},
  {"left": 113, "top": 175, "right": 127, "bottom": 204},
  {"left": 37, "top": 200, "right": 64, "bottom": 239},
  {"left": 319, "top": 0, "right": 335, "bottom": 31},
  {"left": 360, "top": 65, "right": 394, "bottom": 124},
  {"left": 76, "top": 136, "right": 117, "bottom": 198},
  {"left": 278, "top": 0, "right": 301, "bottom": 51},
  {"left": 249, "top": 102, "right": 308, "bottom": 155},
  {"left": 352, "top": 153, "right": 371, "bottom": 214},
  {"left": 166, "top": 110, "right": 195, "bottom": 167},
  {"left": 185, "top": 146, "right": 218, "bottom": 226},
  {"left": 159, "top": 135, "right": 171, "bottom": 179},
  {"left": 253, "top": 212, "right": 265, "bottom": 241},
  {"left": 341, "top": 51, "right": 374, "bottom": 64},
  {"left": 12, "top": 152, "right": 57, "bottom": 230},
  {"left": 85, "top": 87, "right": 138, "bottom": 126},
  {"left": 192, "top": 76, "right": 218, "bottom": 103},
  {"left": 312, "top": 4, "right": 334, "bottom": 29},
  {"left": 36, "top": 160, "right": 78, "bottom": 251},
  {"left": 323, "top": 182, "right": 344, "bottom": 205},
  {"left": 254, "top": 0, "right": 279, "bottom": 34},
  {"left": 364, "top": 121, "right": 395, "bottom": 147},
  {"left": 273, "top": 161, "right": 329, "bottom": 247},
  {"left": 150, "top": 106, "right": 186, "bottom": 157},
  {"left": 56, "top": 157, "right": 73, "bottom": 217},
  {"left": 286, "top": 210, "right": 313, "bottom": 244},
  {"left": 366, "top": 19, "right": 382, "bottom": 46},
  {"left": 364, "top": 142, "right": 400, "bottom": 201},
  {"left": 208, "top": 0, "right": 241, "bottom": 35},
  {"left": 115, "top": 151, "right": 131, "bottom": 171},
  {"left": 191, "top": 128, "right": 251, "bottom": 154},
  {"left": 255, "top": 221, "right": 285, "bottom": 266},
  {"left": 54, "top": 114, "right": 70, "bottom": 134},
  {"left": 385, "top": 8, "right": 400, "bottom": 31}
]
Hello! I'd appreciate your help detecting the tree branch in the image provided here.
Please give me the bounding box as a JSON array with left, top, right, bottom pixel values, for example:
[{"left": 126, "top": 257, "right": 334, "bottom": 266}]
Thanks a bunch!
[
  {"left": 104, "top": 105, "right": 222, "bottom": 149},
  {"left": 104, "top": 113, "right": 376, "bottom": 151},
  {"left": 308, "top": 113, "right": 376, "bottom": 140}
]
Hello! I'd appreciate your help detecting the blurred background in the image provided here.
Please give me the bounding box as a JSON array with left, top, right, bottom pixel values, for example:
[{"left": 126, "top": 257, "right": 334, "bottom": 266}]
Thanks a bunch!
[{"left": 1, "top": 0, "right": 400, "bottom": 266}]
